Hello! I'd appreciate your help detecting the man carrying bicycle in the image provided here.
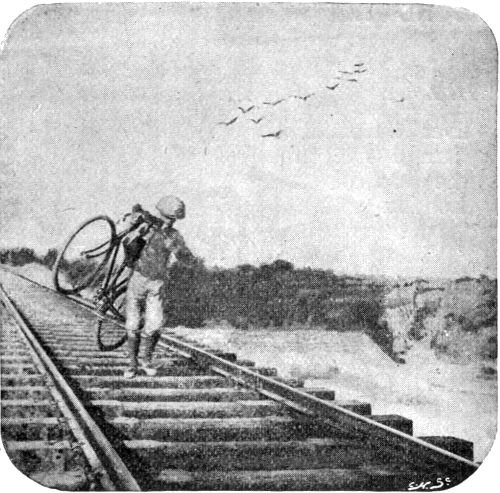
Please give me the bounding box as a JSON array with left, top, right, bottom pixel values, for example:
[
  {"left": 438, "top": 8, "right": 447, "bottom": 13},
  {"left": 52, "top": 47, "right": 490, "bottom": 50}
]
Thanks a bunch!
[{"left": 122, "top": 195, "right": 196, "bottom": 378}]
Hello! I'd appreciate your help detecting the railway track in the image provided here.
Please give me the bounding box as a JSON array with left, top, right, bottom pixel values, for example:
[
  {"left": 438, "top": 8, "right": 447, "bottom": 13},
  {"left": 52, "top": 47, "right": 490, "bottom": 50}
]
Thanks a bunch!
[{"left": 0, "top": 268, "right": 479, "bottom": 490}]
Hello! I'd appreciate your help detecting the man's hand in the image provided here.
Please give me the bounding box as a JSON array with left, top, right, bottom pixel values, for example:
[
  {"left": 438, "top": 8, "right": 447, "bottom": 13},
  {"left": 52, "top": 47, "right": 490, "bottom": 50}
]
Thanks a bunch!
[{"left": 119, "top": 205, "right": 146, "bottom": 232}]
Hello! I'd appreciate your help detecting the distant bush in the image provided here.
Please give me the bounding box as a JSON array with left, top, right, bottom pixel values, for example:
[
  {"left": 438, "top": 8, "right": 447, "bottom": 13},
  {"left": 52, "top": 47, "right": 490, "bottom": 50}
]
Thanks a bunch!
[
  {"left": 455, "top": 276, "right": 477, "bottom": 284},
  {"left": 0, "top": 247, "right": 60, "bottom": 270},
  {"left": 0, "top": 247, "right": 40, "bottom": 266},
  {"left": 41, "top": 248, "right": 59, "bottom": 269}
]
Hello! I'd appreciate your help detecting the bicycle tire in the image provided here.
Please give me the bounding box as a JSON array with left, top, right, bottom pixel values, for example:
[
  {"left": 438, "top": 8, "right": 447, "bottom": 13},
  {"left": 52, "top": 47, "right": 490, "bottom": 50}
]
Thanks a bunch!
[
  {"left": 52, "top": 215, "right": 116, "bottom": 294},
  {"left": 96, "top": 285, "right": 128, "bottom": 351}
]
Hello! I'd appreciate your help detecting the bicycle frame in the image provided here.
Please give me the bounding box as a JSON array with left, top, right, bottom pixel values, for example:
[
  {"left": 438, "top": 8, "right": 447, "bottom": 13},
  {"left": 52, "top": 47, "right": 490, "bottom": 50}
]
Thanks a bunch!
[
  {"left": 52, "top": 208, "right": 165, "bottom": 351},
  {"left": 92, "top": 228, "right": 133, "bottom": 312}
]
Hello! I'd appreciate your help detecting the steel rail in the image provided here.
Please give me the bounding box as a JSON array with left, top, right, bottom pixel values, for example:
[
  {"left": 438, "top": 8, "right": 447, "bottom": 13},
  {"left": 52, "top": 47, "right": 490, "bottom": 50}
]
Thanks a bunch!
[
  {"left": 0, "top": 282, "right": 141, "bottom": 491},
  {"left": 156, "top": 336, "right": 479, "bottom": 478},
  {"left": 1, "top": 268, "right": 480, "bottom": 479}
]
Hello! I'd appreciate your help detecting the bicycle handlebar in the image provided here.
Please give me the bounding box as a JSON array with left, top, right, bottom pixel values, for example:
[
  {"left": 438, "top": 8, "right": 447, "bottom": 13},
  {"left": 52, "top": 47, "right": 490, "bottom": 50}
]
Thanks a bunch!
[
  {"left": 135, "top": 207, "right": 164, "bottom": 228},
  {"left": 117, "top": 204, "right": 164, "bottom": 241}
]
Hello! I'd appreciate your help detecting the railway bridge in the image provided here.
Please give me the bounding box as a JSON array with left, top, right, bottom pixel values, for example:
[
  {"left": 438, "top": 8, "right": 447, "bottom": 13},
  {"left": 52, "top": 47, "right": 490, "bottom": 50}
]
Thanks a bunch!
[{"left": 0, "top": 268, "right": 478, "bottom": 490}]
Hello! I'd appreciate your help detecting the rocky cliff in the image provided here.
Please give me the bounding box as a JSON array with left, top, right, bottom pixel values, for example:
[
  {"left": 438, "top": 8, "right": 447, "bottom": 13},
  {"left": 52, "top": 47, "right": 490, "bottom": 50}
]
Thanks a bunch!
[{"left": 382, "top": 277, "right": 497, "bottom": 375}]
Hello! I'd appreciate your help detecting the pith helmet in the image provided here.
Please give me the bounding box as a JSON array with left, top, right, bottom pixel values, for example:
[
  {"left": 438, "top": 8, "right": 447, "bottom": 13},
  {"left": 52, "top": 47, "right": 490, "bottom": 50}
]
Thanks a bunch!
[{"left": 156, "top": 195, "right": 185, "bottom": 220}]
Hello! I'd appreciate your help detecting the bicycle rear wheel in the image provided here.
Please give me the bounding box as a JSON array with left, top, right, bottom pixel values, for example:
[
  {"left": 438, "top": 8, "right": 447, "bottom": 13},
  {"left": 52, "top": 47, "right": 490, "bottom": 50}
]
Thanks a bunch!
[
  {"left": 96, "top": 286, "right": 128, "bottom": 351},
  {"left": 52, "top": 215, "right": 116, "bottom": 294}
]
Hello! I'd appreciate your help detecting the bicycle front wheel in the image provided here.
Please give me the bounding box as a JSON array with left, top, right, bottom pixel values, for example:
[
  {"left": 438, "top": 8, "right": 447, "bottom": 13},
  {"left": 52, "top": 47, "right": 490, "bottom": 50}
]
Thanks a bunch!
[
  {"left": 52, "top": 215, "right": 116, "bottom": 294},
  {"left": 96, "top": 286, "right": 128, "bottom": 351}
]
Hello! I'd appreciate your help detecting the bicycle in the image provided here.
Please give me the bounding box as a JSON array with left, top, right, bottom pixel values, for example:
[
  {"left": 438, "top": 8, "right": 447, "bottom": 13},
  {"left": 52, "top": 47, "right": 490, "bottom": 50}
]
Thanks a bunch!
[{"left": 52, "top": 205, "right": 162, "bottom": 351}]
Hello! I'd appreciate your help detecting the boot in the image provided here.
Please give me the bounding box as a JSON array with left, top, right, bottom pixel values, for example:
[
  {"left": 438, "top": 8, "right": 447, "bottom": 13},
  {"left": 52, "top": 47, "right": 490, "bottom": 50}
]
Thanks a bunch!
[
  {"left": 124, "top": 334, "right": 140, "bottom": 379},
  {"left": 141, "top": 332, "right": 160, "bottom": 376}
]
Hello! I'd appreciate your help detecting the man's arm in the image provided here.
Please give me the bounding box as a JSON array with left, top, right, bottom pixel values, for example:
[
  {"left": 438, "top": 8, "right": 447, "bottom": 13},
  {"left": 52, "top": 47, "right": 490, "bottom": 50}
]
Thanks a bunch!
[
  {"left": 172, "top": 231, "right": 197, "bottom": 267},
  {"left": 118, "top": 208, "right": 152, "bottom": 260}
]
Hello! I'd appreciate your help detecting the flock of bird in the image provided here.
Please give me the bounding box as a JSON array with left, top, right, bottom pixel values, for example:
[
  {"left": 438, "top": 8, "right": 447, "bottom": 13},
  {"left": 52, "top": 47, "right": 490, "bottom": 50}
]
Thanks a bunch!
[{"left": 212, "top": 62, "right": 368, "bottom": 143}]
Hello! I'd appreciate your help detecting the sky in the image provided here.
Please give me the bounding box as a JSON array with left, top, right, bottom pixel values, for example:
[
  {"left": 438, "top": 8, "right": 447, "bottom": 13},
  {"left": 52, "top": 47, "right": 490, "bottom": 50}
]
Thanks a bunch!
[{"left": 0, "top": 2, "right": 497, "bottom": 278}]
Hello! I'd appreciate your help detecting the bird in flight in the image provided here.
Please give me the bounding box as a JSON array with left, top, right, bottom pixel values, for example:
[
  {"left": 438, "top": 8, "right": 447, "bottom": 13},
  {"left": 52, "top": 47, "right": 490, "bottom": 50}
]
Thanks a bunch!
[
  {"left": 238, "top": 105, "right": 255, "bottom": 114},
  {"left": 217, "top": 116, "right": 238, "bottom": 126},
  {"left": 293, "top": 93, "right": 315, "bottom": 101},
  {"left": 250, "top": 117, "right": 264, "bottom": 124},
  {"left": 262, "top": 130, "right": 282, "bottom": 138},
  {"left": 326, "top": 83, "right": 340, "bottom": 91},
  {"left": 354, "top": 62, "right": 364, "bottom": 67},
  {"left": 354, "top": 68, "right": 367, "bottom": 74},
  {"left": 263, "top": 98, "right": 285, "bottom": 106},
  {"left": 395, "top": 97, "right": 405, "bottom": 103},
  {"left": 347, "top": 79, "right": 358, "bottom": 82},
  {"left": 339, "top": 70, "right": 354, "bottom": 74}
]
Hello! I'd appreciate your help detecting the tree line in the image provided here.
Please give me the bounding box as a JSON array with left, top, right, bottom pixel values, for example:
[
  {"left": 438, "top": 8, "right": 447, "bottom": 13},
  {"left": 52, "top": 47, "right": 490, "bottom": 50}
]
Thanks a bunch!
[
  {"left": 0, "top": 247, "right": 58, "bottom": 269},
  {"left": 0, "top": 247, "right": 385, "bottom": 333},
  {"left": 163, "top": 259, "right": 385, "bottom": 333}
]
